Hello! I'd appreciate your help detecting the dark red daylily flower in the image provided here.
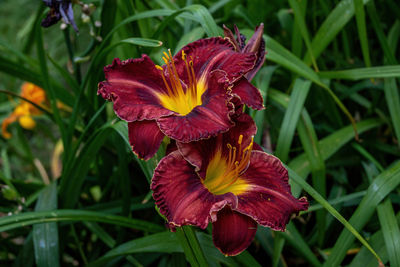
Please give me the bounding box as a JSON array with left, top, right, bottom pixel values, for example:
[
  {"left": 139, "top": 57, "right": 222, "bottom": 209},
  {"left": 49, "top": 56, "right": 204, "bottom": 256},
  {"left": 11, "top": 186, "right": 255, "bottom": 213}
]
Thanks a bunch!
[
  {"left": 151, "top": 114, "right": 308, "bottom": 256},
  {"left": 98, "top": 37, "right": 260, "bottom": 160}
]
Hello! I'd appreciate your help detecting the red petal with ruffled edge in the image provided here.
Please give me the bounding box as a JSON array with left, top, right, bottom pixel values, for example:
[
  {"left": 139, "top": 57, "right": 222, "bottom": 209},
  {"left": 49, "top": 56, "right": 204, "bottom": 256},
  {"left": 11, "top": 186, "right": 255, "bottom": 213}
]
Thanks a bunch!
[
  {"left": 232, "top": 78, "right": 264, "bottom": 110},
  {"left": 128, "top": 120, "right": 165, "bottom": 160},
  {"left": 173, "top": 37, "right": 257, "bottom": 85},
  {"left": 212, "top": 207, "right": 257, "bottom": 256},
  {"left": 177, "top": 113, "right": 256, "bottom": 172},
  {"left": 156, "top": 71, "right": 234, "bottom": 143},
  {"left": 151, "top": 151, "right": 238, "bottom": 230},
  {"left": 98, "top": 55, "right": 175, "bottom": 121},
  {"left": 236, "top": 151, "right": 309, "bottom": 231}
]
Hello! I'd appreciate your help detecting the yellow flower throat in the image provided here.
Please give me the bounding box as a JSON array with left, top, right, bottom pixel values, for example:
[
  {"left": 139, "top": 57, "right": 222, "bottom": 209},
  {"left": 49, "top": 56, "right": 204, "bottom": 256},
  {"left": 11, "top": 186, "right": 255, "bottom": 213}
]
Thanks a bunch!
[
  {"left": 203, "top": 135, "right": 253, "bottom": 195},
  {"left": 156, "top": 50, "right": 207, "bottom": 116}
]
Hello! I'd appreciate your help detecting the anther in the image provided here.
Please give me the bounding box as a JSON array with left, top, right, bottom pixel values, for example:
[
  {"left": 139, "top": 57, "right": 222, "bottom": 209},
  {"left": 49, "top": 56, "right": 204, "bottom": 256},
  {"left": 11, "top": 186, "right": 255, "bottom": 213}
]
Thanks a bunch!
[
  {"left": 238, "top": 135, "right": 243, "bottom": 145},
  {"left": 155, "top": 65, "right": 163, "bottom": 71}
]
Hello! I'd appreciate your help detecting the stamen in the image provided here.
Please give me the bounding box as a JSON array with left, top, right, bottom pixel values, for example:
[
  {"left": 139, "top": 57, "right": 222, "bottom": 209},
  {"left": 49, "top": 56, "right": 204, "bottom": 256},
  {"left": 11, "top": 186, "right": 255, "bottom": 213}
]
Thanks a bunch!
[
  {"left": 189, "top": 60, "right": 197, "bottom": 97},
  {"left": 156, "top": 65, "right": 174, "bottom": 97},
  {"left": 204, "top": 135, "right": 254, "bottom": 195},
  {"left": 238, "top": 135, "right": 243, "bottom": 145},
  {"left": 154, "top": 49, "right": 205, "bottom": 115}
]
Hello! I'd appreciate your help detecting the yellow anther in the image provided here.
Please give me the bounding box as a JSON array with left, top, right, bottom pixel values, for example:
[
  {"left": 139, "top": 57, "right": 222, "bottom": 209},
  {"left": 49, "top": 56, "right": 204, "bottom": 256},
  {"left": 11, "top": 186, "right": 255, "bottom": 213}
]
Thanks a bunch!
[
  {"left": 155, "top": 65, "right": 163, "bottom": 71},
  {"left": 163, "top": 52, "right": 170, "bottom": 60},
  {"left": 238, "top": 135, "right": 243, "bottom": 145},
  {"left": 182, "top": 50, "right": 186, "bottom": 60},
  {"left": 227, "top": 143, "right": 232, "bottom": 149},
  {"left": 168, "top": 49, "right": 174, "bottom": 60},
  {"left": 162, "top": 57, "right": 169, "bottom": 64}
]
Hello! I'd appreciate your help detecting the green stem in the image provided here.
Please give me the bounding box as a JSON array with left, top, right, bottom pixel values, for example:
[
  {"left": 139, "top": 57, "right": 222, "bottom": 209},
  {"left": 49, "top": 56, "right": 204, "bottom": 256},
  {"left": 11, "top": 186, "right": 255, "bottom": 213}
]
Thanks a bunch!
[{"left": 63, "top": 28, "right": 81, "bottom": 84}]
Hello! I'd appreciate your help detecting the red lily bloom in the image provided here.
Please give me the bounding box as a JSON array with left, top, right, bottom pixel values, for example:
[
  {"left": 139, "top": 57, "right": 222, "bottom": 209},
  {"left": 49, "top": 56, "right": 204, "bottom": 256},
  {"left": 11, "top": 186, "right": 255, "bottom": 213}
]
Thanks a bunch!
[
  {"left": 151, "top": 114, "right": 308, "bottom": 256},
  {"left": 98, "top": 37, "right": 260, "bottom": 160}
]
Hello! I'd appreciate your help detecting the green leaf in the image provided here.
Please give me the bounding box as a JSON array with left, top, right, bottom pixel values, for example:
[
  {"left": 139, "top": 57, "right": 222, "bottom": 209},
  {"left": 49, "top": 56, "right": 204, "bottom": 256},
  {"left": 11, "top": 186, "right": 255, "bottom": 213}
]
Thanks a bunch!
[
  {"left": 377, "top": 199, "right": 400, "bottom": 267},
  {"left": 88, "top": 232, "right": 181, "bottom": 266},
  {"left": 297, "top": 110, "right": 326, "bottom": 245},
  {"left": 176, "top": 227, "right": 200, "bottom": 267},
  {"left": 323, "top": 161, "right": 400, "bottom": 266},
  {"left": 304, "top": 0, "right": 371, "bottom": 65},
  {"left": 318, "top": 65, "right": 400, "bottom": 80},
  {"left": 264, "top": 35, "right": 357, "bottom": 135},
  {"left": 282, "top": 223, "right": 322, "bottom": 267},
  {"left": 349, "top": 213, "right": 400, "bottom": 267},
  {"left": 32, "top": 182, "right": 60, "bottom": 267},
  {"left": 184, "top": 5, "right": 221, "bottom": 37},
  {"left": 181, "top": 226, "right": 208, "bottom": 267},
  {"left": 174, "top": 27, "right": 205, "bottom": 52},
  {"left": 354, "top": 0, "right": 372, "bottom": 67},
  {"left": 288, "top": 0, "right": 319, "bottom": 71},
  {"left": 287, "top": 166, "right": 382, "bottom": 264},
  {"left": 287, "top": 116, "right": 383, "bottom": 178},
  {"left": 253, "top": 66, "right": 277, "bottom": 145},
  {"left": 265, "top": 36, "right": 321, "bottom": 86},
  {"left": 0, "top": 209, "right": 163, "bottom": 233},
  {"left": 35, "top": 20, "right": 67, "bottom": 148},
  {"left": 384, "top": 78, "right": 400, "bottom": 148},
  {"left": 275, "top": 79, "right": 312, "bottom": 162}
]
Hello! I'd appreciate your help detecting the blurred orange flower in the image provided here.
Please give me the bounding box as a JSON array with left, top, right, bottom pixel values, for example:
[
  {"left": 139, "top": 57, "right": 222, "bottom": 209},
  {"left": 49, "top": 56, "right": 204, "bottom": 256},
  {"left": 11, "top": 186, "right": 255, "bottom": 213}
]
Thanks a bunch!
[{"left": 2, "top": 82, "right": 47, "bottom": 138}]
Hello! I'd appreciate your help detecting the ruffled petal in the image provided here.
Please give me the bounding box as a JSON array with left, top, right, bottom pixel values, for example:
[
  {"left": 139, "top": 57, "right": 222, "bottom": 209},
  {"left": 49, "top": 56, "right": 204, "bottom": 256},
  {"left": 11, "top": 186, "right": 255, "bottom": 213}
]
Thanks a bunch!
[
  {"left": 177, "top": 113, "right": 256, "bottom": 172},
  {"left": 128, "top": 120, "right": 164, "bottom": 160},
  {"left": 174, "top": 37, "right": 257, "bottom": 85},
  {"left": 212, "top": 207, "right": 257, "bottom": 256},
  {"left": 157, "top": 71, "right": 234, "bottom": 143},
  {"left": 98, "top": 55, "right": 175, "bottom": 121},
  {"left": 236, "top": 151, "right": 309, "bottom": 231},
  {"left": 232, "top": 78, "right": 264, "bottom": 110},
  {"left": 151, "top": 151, "right": 238, "bottom": 229}
]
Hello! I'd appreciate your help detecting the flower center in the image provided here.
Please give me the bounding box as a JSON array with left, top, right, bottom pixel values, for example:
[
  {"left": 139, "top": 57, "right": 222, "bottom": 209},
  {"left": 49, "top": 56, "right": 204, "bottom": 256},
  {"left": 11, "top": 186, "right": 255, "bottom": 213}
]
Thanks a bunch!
[
  {"left": 155, "top": 50, "right": 207, "bottom": 116},
  {"left": 203, "top": 135, "right": 253, "bottom": 195}
]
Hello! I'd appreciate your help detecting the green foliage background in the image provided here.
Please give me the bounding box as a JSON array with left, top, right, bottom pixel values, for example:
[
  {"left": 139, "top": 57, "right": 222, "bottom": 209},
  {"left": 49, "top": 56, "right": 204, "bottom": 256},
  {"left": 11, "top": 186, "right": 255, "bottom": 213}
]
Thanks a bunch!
[{"left": 1, "top": 0, "right": 400, "bottom": 266}]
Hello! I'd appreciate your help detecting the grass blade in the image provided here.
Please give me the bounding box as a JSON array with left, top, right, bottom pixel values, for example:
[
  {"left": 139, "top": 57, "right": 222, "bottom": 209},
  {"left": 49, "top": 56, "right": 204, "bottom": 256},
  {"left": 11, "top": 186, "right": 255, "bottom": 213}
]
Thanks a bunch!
[
  {"left": 275, "top": 79, "right": 312, "bottom": 162},
  {"left": 384, "top": 78, "right": 400, "bottom": 147},
  {"left": 0, "top": 209, "right": 163, "bottom": 233},
  {"left": 377, "top": 199, "right": 400, "bottom": 267},
  {"left": 32, "top": 182, "right": 60, "bottom": 267},
  {"left": 297, "top": 110, "right": 326, "bottom": 245},
  {"left": 304, "top": 0, "right": 371, "bottom": 65},
  {"left": 288, "top": 0, "right": 319, "bottom": 71},
  {"left": 287, "top": 166, "right": 382, "bottom": 264},
  {"left": 318, "top": 65, "right": 400, "bottom": 80},
  {"left": 354, "top": 0, "right": 372, "bottom": 67},
  {"left": 323, "top": 161, "right": 400, "bottom": 266}
]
